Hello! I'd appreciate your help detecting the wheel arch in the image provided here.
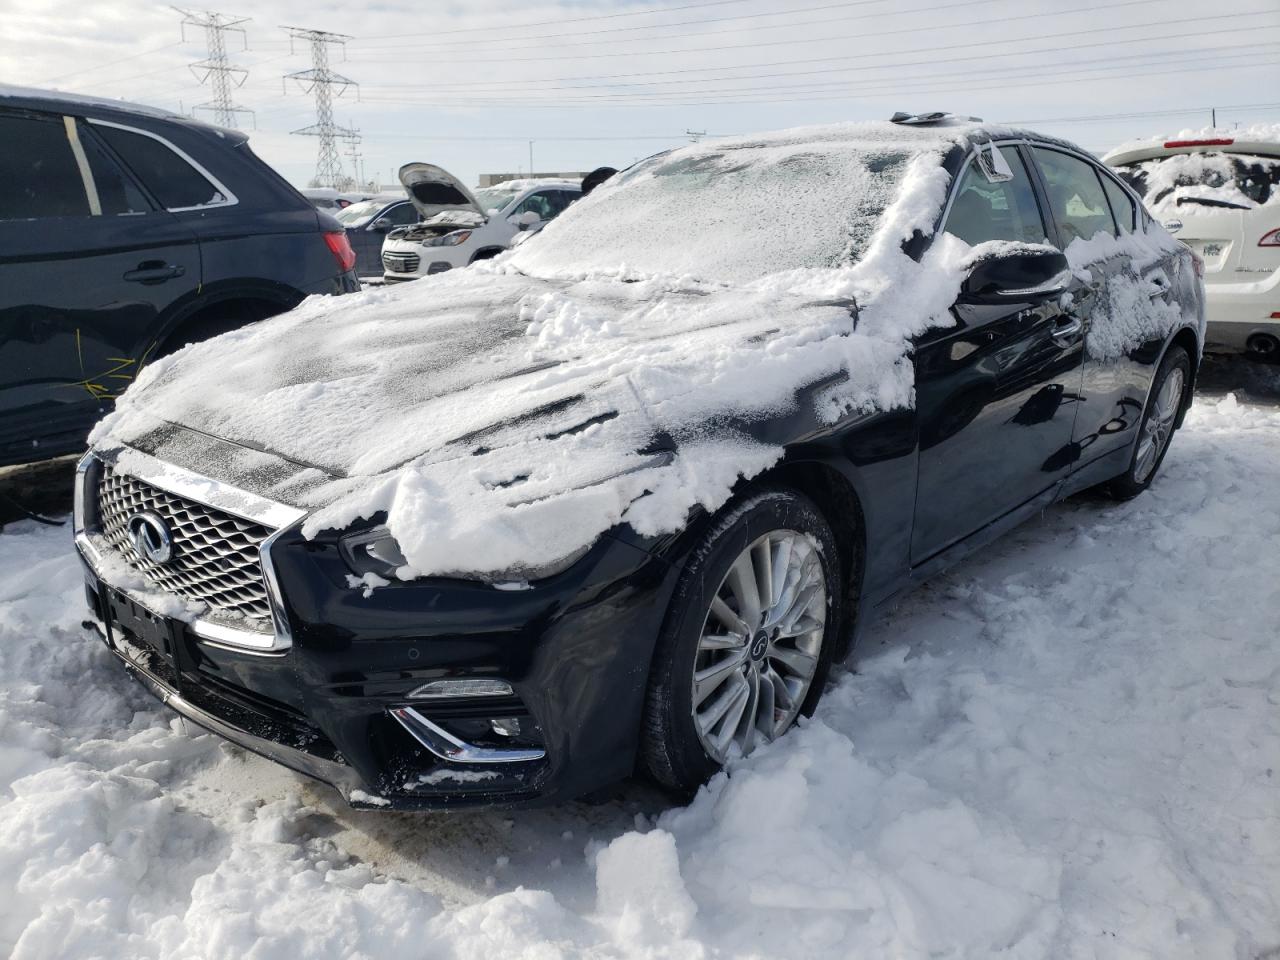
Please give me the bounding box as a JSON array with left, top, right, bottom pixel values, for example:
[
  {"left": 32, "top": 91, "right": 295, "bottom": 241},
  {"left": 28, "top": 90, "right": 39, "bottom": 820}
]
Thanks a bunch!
[
  {"left": 149, "top": 284, "right": 302, "bottom": 360},
  {"left": 469, "top": 246, "right": 506, "bottom": 264}
]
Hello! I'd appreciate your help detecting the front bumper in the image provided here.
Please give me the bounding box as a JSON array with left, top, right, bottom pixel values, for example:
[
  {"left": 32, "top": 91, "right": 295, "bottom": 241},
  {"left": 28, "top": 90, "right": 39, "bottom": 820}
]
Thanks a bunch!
[{"left": 75, "top": 450, "right": 677, "bottom": 810}]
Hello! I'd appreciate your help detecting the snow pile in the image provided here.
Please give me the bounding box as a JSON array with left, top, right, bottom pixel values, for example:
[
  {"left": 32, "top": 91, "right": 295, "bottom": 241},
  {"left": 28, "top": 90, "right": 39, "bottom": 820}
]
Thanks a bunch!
[
  {"left": 5, "top": 394, "right": 1280, "bottom": 957},
  {"left": 93, "top": 122, "right": 982, "bottom": 581}
]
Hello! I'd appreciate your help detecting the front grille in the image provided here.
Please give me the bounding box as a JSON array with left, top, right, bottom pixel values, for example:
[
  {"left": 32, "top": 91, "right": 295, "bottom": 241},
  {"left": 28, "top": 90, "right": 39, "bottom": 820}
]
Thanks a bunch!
[
  {"left": 382, "top": 250, "right": 420, "bottom": 273},
  {"left": 97, "top": 464, "right": 276, "bottom": 626}
]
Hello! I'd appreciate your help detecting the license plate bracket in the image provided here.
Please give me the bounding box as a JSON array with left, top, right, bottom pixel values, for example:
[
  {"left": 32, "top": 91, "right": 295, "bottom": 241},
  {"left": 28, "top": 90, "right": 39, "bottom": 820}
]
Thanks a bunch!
[{"left": 103, "top": 587, "right": 181, "bottom": 677}]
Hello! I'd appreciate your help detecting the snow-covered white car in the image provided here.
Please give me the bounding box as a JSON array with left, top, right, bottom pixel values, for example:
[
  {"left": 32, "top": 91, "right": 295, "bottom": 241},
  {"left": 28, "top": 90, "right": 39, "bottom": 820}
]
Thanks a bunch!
[
  {"left": 1105, "top": 126, "right": 1280, "bottom": 358},
  {"left": 380, "top": 166, "right": 579, "bottom": 280},
  {"left": 75, "top": 116, "right": 1203, "bottom": 810}
]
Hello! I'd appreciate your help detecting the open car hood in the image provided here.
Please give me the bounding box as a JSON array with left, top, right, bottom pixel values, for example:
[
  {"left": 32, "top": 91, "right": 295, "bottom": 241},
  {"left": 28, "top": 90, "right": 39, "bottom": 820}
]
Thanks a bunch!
[{"left": 398, "top": 162, "right": 484, "bottom": 220}]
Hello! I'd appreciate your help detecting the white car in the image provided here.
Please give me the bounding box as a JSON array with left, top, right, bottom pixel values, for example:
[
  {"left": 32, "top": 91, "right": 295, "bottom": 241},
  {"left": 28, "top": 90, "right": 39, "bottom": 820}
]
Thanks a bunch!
[
  {"left": 1105, "top": 126, "right": 1280, "bottom": 358},
  {"left": 381, "top": 165, "right": 580, "bottom": 281},
  {"left": 301, "top": 187, "right": 387, "bottom": 211}
]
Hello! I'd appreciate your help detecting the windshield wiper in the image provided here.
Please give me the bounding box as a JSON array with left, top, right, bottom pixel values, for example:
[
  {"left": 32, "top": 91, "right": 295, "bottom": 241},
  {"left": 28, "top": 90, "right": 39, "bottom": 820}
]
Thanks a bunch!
[{"left": 1175, "top": 196, "right": 1251, "bottom": 211}]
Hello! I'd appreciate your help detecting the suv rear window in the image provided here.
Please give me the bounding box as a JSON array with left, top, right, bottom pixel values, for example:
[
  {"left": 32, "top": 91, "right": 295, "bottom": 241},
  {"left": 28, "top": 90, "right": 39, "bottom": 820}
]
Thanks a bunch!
[
  {"left": 94, "top": 124, "right": 225, "bottom": 210},
  {"left": 0, "top": 114, "right": 90, "bottom": 219},
  {"left": 1113, "top": 152, "right": 1280, "bottom": 211}
]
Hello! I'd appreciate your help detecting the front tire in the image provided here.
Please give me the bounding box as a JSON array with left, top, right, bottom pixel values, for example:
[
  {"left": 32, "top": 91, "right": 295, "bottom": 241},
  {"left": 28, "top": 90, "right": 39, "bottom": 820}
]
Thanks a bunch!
[
  {"left": 1105, "top": 344, "right": 1191, "bottom": 500},
  {"left": 640, "top": 489, "right": 842, "bottom": 794}
]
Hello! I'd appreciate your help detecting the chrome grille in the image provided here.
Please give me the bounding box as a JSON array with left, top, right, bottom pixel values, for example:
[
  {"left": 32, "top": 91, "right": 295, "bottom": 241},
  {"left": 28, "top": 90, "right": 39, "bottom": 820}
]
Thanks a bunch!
[
  {"left": 97, "top": 464, "right": 276, "bottom": 625},
  {"left": 383, "top": 250, "right": 420, "bottom": 273}
]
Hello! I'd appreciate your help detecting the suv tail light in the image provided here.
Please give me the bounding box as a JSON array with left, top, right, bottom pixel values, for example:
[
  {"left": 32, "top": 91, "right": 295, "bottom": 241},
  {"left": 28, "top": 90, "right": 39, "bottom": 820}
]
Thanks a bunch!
[
  {"left": 1163, "top": 138, "right": 1234, "bottom": 148},
  {"left": 323, "top": 231, "right": 357, "bottom": 272},
  {"left": 1259, "top": 228, "right": 1280, "bottom": 248}
]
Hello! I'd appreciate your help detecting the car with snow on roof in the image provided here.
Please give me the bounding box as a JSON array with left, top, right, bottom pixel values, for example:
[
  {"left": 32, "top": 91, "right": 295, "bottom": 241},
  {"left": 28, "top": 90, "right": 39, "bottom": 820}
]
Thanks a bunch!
[
  {"left": 1104, "top": 125, "right": 1280, "bottom": 359},
  {"left": 380, "top": 166, "right": 580, "bottom": 280},
  {"left": 74, "top": 113, "right": 1204, "bottom": 810}
]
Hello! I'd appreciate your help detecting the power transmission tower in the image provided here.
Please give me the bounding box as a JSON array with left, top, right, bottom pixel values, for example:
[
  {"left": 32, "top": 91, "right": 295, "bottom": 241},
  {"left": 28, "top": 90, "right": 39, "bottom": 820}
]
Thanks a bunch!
[
  {"left": 341, "top": 125, "right": 364, "bottom": 191},
  {"left": 174, "top": 7, "right": 254, "bottom": 129},
  {"left": 282, "top": 26, "right": 358, "bottom": 189}
]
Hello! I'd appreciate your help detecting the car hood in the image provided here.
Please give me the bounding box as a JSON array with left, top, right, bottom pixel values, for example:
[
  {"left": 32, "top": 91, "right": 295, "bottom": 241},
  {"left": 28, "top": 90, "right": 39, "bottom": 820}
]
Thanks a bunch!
[
  {"left": 398, "top": 162, "right": 484, "bottom": 220},
  {"left": 92, "top": 265, "right": 883, "bottom": 579}
]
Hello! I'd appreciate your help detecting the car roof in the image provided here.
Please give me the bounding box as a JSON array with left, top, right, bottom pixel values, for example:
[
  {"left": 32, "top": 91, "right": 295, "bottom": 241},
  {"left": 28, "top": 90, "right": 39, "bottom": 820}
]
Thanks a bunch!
[{"left": 0, "top": 83, "right": 242, "bottom": 140}]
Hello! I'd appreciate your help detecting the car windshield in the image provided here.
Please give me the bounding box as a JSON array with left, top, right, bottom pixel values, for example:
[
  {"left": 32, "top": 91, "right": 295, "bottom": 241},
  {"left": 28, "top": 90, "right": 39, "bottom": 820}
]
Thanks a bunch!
[
  {"left": 335, "top": 199, "right": 385, "bottom": 225},
  {"left": 507, "top": 137, "right": 914, "bottom": 284},
  {"left": 473, "top": 187, "right": 517, "bottom": 215},
  {"left": 1114, "top": 151, "right": 1280, "bottom": 212}
]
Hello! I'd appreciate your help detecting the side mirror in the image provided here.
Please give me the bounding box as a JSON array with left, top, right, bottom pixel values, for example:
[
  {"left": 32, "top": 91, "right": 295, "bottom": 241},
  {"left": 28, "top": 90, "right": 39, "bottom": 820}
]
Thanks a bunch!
[
  {"left": 369, "top": 219, "right": 394, "bottom": 232},
  {"left": 959, "top": 248, "right": 1071, "bottom": 305},
  {"left": 512, "top": 210, "right": 540, "bottom": 230}
]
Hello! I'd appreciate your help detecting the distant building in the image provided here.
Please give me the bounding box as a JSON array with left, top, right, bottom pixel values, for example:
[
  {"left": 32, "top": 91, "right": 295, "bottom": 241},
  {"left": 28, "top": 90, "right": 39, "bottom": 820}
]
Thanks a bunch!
[{"left": 477, "top": 171, "right": 589, "bottom": 187}]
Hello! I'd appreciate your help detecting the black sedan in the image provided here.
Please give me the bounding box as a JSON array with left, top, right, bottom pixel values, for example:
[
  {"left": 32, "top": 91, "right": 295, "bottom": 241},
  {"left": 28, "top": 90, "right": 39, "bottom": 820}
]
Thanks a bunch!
[{"left": 73, "top": 115, "right": 1204, "bottom": 809}]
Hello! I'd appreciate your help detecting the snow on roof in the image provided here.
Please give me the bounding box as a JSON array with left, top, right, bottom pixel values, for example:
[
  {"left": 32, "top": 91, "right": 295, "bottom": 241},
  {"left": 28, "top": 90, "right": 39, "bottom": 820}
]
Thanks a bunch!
[
  {"left": 94, "top": 119, "right": 1175, "bottom": 584},
  {"left": 1103, "top": 123, "right": 1280, "bottom": 164},
  {"left": 478, "top": 178, "right": 583, "bottom": 192},
  {"left": 0, "top": 83, "right": 193, "bottom": 123}
]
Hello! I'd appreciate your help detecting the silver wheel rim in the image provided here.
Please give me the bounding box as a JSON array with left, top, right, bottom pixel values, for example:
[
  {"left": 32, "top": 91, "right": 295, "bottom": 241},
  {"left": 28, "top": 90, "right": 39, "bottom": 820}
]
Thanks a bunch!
[
  {"left": 691, "top": 530, "right": 827, "bottom": 764},
  {"left": 1134, "top": 366, "right": 1185, "bottom": 484}
]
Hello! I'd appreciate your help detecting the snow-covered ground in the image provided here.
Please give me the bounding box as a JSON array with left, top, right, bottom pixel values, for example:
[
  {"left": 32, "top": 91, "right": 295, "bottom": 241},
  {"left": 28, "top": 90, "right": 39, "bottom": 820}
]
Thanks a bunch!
[{"left": 1, "top": 394, "right": 1277, "bottom": 959}]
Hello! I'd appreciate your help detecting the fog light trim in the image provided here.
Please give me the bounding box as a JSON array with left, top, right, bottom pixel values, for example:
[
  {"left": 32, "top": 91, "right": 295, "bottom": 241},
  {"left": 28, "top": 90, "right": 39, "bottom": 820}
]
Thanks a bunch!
[
  {"left": 408, "top": 678, "right": 514, "bottom": 700},
  {"left": 389, "top": 706, "right": 545, "bottom": 764}
]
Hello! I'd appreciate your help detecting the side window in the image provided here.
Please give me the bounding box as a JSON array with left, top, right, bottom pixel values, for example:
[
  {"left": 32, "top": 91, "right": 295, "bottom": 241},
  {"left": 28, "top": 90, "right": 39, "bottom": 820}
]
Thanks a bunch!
[
  {"left": 513, "top": 192, "right": 554, "bottom": 220},
  {"left": 1099, "top": 171, "right": 1136, "bottom": 233},
  {"left": 0, "top": 113, "right": 90, "bottom": 219},
  {"left": 77, "top": 122, "right": 150, "bottom": 216},
  {"left": 1032, "top": 147, "right": 1118, "bottom": 244},
  {"left": 93, "top": 123, "right": 225, "bottom": 210},
  {"left": 943, "top": 146, "right": 1046, "bottom": 247},
  {"left": 385, "top": 202, "right": 418, "bottom": 225}
]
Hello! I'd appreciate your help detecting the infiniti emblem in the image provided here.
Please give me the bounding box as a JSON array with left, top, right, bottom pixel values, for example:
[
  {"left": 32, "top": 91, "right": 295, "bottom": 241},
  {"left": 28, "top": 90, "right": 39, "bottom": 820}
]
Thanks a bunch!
[{"left": 127, "top": 511, "right": 174, "bottom": 563}]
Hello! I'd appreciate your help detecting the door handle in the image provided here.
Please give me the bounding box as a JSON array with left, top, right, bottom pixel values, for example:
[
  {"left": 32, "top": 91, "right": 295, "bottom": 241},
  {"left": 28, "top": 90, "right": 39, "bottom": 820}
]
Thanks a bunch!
[
  {"left": 1052, "top": 315, "right": 1084, "bottom": 344},
  {"left": 123, "top": 261, "right": 185, "bottom": 284},
  {"left": 1147, "top": 275, "right": 1170, "bottom": 298}
]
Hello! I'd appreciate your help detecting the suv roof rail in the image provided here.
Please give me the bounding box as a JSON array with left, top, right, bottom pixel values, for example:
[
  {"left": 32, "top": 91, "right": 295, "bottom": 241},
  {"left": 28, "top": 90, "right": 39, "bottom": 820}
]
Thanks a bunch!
[{"left": 890, "top": 110, "right": 983, "bottom": 126}]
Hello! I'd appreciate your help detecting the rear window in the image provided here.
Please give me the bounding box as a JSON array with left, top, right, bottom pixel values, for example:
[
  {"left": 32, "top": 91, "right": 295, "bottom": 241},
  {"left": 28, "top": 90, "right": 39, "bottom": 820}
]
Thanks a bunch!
[
  {"left": 94, "top": 123, "right": 226, "bottom": 209},
  {"left": 1113, "top": 152, "right": 1280, "bottom": 213},
  {"left": 0, "top": 113, "right": 90, "bottom": 219}
]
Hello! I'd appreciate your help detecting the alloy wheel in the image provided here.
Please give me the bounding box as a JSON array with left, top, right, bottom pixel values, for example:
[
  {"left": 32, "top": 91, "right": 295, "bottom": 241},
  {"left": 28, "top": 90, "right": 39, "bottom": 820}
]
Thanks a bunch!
[
  {"left": 1134, "top": 366, "right": 1185, "bottom": 484},
  {"left": 690, "top": 530, "right": 827, "bottom": 763}
]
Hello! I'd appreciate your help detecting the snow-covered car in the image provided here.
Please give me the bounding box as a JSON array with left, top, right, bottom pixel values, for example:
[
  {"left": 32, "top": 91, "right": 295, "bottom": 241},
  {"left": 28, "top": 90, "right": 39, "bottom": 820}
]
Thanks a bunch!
[
  {"left": 74, "top": 116, "right": 1204, "bottom": 810},
  {"left": 380, "top": 166, "right": 579, "bottom": 280},
  {"left": 1104, "top": 126, "right": 1280, "bottom": 358},
  {"left": 301, "top": 187, "right": 382, "bottom": 211}
]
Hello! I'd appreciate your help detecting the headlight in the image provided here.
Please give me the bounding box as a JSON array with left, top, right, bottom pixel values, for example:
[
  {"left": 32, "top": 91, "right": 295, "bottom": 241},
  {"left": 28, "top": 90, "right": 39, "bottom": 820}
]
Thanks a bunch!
[
  {"left": 424, "top": 229, "right": 472, "bottom": 247},
  {"left": 338, "top": 525, "right": 590, "bottom": 586},
  {"left": 340, "top": 525, "right": 408, "bottom": 579}
]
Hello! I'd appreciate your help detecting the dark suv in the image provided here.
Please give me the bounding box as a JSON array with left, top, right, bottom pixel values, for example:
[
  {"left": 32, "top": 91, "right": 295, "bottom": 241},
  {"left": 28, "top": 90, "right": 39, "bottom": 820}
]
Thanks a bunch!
[{"left": 0, "top": 85, "right": 360, "bottom": 468}]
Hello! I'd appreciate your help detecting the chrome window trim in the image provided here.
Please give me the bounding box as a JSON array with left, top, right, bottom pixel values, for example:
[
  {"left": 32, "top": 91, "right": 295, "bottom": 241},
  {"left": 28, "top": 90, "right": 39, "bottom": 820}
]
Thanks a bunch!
[
  {"left": 86, "top": 118, "right": 239, "bottom": 212},
  {"left": 77, "top": 448, "right": 304, "bottom": 655}
]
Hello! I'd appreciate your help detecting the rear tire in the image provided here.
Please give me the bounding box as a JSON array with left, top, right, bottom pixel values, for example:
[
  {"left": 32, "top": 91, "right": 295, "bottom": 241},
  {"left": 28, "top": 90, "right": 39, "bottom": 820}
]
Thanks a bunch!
[
  {"left": 1104, "top": 344, "right": 1191, "bottom": 501},
  {"left": 640, "top": 488, "right": 842, "bottom": 794}
]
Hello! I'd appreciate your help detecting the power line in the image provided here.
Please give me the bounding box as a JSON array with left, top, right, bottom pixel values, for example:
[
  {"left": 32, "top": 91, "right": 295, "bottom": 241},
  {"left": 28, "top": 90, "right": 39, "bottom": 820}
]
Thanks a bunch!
[
  {"left": 174, "top": 7, "right": 254, "bottom": 129},
  {"left": 35, "top": 41, "right": 185, "bottom": 85},
  {"left": 354, "top": 0, "right": 959, "bottom": 50},
  {"left": 346, "top": 3, "right": 1276, "bottom": 64},
  {"left": 355, "top": 0, "right": 754, "bottom": 41},
  {"left": 282, "top": 26, "right": 358, "bottom": 189}
]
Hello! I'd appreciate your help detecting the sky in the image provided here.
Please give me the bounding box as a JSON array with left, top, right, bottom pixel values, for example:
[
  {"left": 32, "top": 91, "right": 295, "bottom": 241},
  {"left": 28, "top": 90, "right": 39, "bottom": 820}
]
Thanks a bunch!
[{"left": 3, "top": 0, "right": 1279, "bottom": 190}]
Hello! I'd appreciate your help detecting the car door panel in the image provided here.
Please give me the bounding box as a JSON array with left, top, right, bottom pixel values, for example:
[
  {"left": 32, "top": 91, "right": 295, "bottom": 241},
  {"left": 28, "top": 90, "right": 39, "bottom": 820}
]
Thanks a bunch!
[
  {"left": 910, "top": 143, "right": 1086, "bottom": 565},
  {"left": 0, "top": 110, "right": 201, "bottom": 465}
]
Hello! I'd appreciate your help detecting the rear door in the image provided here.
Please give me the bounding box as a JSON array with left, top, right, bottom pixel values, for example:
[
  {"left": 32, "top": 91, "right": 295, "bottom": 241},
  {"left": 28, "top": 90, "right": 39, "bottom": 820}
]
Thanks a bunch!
[
  {"left": 1030, "top": 146, "right": 1184, "bottom": 472},
  {"left": 911, "top": 143, "right": 1087, "bottom": 563},
  {"left": 0, "top": 109, "right": 201, "bottom": 465}
]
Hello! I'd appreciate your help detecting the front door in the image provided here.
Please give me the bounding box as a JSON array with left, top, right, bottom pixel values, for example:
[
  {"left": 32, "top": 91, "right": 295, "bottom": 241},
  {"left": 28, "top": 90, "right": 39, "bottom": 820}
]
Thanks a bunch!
[
  {"left": 0, "top": 110, "right": 201, "bottom": 464},
  {"left": 911, "top": 144, "right": 1087, "bottom": 563}
]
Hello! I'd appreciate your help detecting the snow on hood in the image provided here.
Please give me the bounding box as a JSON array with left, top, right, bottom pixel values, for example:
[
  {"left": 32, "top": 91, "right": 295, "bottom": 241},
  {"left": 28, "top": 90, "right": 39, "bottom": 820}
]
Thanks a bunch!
[{"left": 95, "top": 121, "right": 1009, "bottom": 581}]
